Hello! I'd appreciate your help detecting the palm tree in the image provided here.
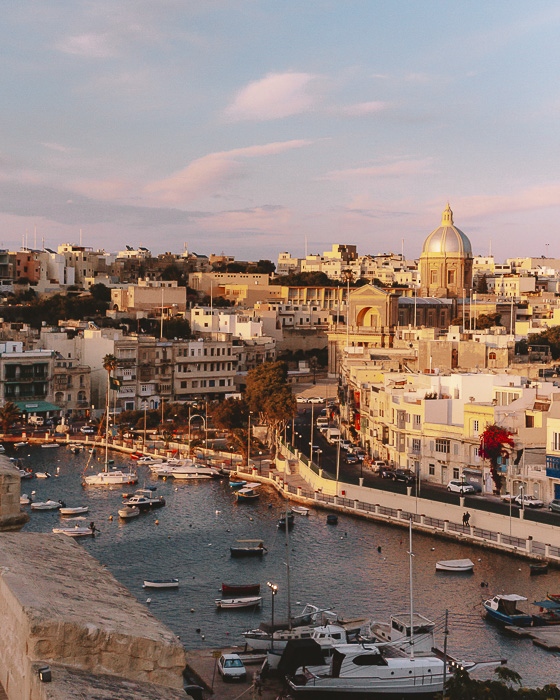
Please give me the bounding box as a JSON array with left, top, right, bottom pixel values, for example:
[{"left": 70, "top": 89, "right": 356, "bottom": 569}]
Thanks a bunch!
[
  {"left": 103, "top": 354, "right": 117, "bottom": 375},
  {"left": 0, "top": 401, "right": 21, "bottom": 434}
]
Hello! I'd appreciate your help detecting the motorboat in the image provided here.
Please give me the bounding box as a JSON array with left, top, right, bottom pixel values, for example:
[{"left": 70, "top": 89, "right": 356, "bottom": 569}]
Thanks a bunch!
[
  {"left": 236, "top": 487, "right": 260, "bottom": 502},
  {"left": 229, "top": 480, "right": 247, "bottom": 489},
  {"left": 246, "top": 622, "right": 350, "bottom": 653},
  {"left": 216, "top": 596, "right": 262, "bottom": 609},
  {"left": 18, "top": 469, "right": 34, "bottom": 480},
  {"left": 286, "top": 641, "right": 448, "bottom": 696},
  {"left": 35, "top": 472, "right": 51, "bottom": 479},
  {"left": 14, "top": 441, "right": 28, "bottom": 448},
  {"left": 41, "top": 443, "right": 60, "bottom": 449},
  {"left": 222, "top": 582, "right": 261, "bottom": 596},
  {"left": 136, "top": 456, "right": 164, "bottom": 465},
  {"left": 230, "top": 539, "right": 267, "bottom": 557},
  {"left": 143, "top": 579, "right": 179, "bottom": 589},
  {"left": 435, "top": 558, "right": 474, "bottom": 573},
  {"left": 154, "top": 463, "right": 221, "bottom": 479},
  {"left": 118, "top": 506, "right": 140, "bottom": 519},
  {"left": 67, "top": 443, "right": 84, "bottom": 454},
  {"left": 52, "top": 526, "right": 95, "bottom": 538},
  {"left": 532, "top": 599, "right": 560, "bottom": 626},
  {"left": 242, "top": 605, "right": 341, "bottom": 649},
  {"left": 20, "top": 493, "right": 31, "bottom": 505},
  {"left": 0, "top": 444, "right": 5, "bottom": 453},
  {"left": 483, "top": 594, "right": 533, "bottom": 626},
  {"left": 83, "top": 469, "right": 138, "bottom": 486},
  {"left": 326, "top": 514, "right": 338, "bottom": 525},
  {"left": 30, "top": 500, "right": 62, "bottom": 511},
  {"left": 278, "top": 512, "right": 295, "bottom": 529},
  {"left": 122, "top": 490, "right": 166, "bottom": 511},
  {"left": 59, "top": 505, "right": 89, "bottom": 516},
  {"left": 292, "top": 506, "right": 310, "bottom": 516}
]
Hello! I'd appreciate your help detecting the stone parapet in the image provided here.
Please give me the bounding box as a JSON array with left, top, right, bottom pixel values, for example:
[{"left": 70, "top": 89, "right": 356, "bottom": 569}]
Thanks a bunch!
[
  {"left": 0, "top": 456, "right": 28, "bottom": 531},
  {"left": 0, "top": 534, "right": 186, "bottom": 699}
]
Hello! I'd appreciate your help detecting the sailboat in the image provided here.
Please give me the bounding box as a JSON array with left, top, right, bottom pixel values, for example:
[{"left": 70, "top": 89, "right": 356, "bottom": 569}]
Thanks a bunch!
[{"left": 83, "top": 367, "right": 137, "bottom": 486}]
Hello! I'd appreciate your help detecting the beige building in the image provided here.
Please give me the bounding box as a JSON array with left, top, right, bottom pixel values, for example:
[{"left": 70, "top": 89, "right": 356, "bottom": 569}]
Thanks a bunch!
[{"left": 111, "top": 279, "right": 187, "bottom": 314}]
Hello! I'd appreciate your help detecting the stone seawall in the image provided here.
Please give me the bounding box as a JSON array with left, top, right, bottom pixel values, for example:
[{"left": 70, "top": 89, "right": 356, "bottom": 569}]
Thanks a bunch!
[
  {"left": 0, "top": 534, "right": 186, "bottom": 699},
  {"left": 0, "top": 456, "right": 28, "bottom": 531}
]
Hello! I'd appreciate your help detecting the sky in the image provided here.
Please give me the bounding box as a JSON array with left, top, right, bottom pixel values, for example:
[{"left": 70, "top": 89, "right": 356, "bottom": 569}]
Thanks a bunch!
[{"left": 2, "top": 1, "right": 560, "bottom": 263}]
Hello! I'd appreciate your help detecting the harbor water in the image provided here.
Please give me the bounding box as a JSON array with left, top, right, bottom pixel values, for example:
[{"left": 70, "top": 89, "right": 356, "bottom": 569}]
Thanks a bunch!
[{"left": 18, "top": 445, "right": 560, "bottom": 688}]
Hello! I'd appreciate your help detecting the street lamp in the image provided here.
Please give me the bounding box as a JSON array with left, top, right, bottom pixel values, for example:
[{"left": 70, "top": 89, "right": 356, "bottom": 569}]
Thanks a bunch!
[
  {"left": 247, "top": 412, "right": 252, "bottom": 469},
  {"left": 142, "top": 401, "right": 148, "bottom": 449},
  {"left": 266, "top": 581, "right": 278, "bottom": 650}
]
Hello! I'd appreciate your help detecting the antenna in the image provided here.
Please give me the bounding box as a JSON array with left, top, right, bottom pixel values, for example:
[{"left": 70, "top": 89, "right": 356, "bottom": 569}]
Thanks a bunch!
[{"left": 79, "top": 228, "right": 83, "bottom": 246}]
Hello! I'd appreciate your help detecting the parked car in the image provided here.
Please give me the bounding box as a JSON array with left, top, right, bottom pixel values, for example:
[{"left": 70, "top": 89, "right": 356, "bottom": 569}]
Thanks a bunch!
[
  {"left": 345, "top": 454, "right": 358, "bottom": 464},
  {"left": 339, "top": 439, "right": 352, "bottom": 451},
  {"left": 514, "top": 494, "right": 544, "bottom": 508},
  {"left": 378, "top": 465, "right": 394, "bottom": 479},
  {"left": 393, "top": 468, "right": 416, "bottom": 484},
  {"left": 80, "top": 425, "right": 96, "bottom": 434},
  {"left": 307, "top": 396, "right": 324, "bottom": 404},
  {"left": 296, "top": 396, "right": 308, "bottom": 404},
  {"left": 217, "top": 653, "right": 246, "bottom": 682},
  {"left": 447, "top": 479, "right": 475, "bottom": 494},
  {"left": 500, "top": 493, "right": 516, "bottom": 503},
  {"left": 549, "top": 499, "right": 560, "bottom": 513}
]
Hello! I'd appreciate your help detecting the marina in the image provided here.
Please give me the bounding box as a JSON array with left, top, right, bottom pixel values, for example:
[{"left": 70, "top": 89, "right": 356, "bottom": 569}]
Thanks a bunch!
[{"left": 16, "top": 445, "right": 560, "bottom": 688}]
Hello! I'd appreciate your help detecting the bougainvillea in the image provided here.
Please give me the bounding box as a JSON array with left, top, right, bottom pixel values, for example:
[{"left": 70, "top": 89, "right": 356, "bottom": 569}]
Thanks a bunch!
[{"left": 479, "top": 424, "right": 514, "bottom": 493}]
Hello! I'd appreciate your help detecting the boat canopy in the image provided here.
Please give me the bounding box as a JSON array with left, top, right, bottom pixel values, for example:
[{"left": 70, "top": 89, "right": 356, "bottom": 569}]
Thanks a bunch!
[
  {"left": 533, "top": 600, "right": 560, "bottom": 610},
  {"left": 277, "top": 639, "right": 325, "bottom": 676}
]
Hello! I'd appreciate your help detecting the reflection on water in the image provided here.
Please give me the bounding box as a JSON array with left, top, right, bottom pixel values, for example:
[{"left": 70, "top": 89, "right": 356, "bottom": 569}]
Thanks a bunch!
[{"left": 18, "top": 445, "right": 560, "bottom": 687}]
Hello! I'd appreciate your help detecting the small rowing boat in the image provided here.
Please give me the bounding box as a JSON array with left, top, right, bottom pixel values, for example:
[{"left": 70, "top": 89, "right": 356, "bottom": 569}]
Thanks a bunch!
[
  {"left": 216, "top": 596, "right": 262, "bottom": 609},
  {"left": 436, "top": 558, "right": 474, "bottom": 573},
  {"left": 143, "top": 579, "right": 179, "bottom": 589},
  {"left": 59, "top": 505, "right": 89, "bottom": 516},
  {"left": 292, "top": 505, "right": 309, "bottom": 516}
]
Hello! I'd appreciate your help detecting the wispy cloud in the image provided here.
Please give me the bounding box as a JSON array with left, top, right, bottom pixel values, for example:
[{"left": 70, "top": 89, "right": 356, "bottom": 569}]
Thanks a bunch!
[
  {"left": 225, "top": 72, "right": 318, "bottom": 121},
  {"left": 324, "top": 157, "right": 435, "bottom": 181},
  {"left": 55, "top": 33, "right": 117, "bottom": 58},
  {"left": 145, "top": 139, "right": 313, "bottom": 204},
  {"left": 340, "top": 100, "right": 390, "bottom": 116},
  {"left": 457, "top": 183, "right": 560, "bottom": 219},
  {"left": 42, "top": 142, "right": 76, "bottom": 154}
]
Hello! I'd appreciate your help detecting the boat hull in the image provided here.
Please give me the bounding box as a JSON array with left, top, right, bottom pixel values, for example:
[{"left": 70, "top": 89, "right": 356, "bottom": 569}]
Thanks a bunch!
[
  {"left": 216, "top": 596, "right": 262, "bottom": 609},
  {"left": 230, "top": 547, "right": 265, "bottom": 558},
  {"left": 143, "top": 579, "right": 179, "bottom": 589},
  {"left": 59, "top": 506, "right": 89, "bottom": 515},
  {"left": 435, "top": 559, "right": 474, "bottom": 573},
  {"left": 83, "top": 471, "right": 138, "bottom": 485},
  {"left": 118, "top": 507, "right": 140, "bottom": 519},
  {"left": 483, "top": 604, "right": 533, "bottom": 627},
  {"left": 222, "top": 583, "right": 261, "bottom": 596}
]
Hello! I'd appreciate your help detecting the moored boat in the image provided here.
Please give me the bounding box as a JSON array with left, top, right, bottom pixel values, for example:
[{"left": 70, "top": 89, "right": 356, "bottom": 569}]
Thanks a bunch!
[
  {"left": 59, "top": 505, "right": 89, "bottom": 516},
  {"left": 84, "top": 469, "right": 138, "bottom": 486},
  {"left": 326, "top": 514, "right": 338, "bottom": 525},
  {"left": 229, "top": 480, "right": 247, "bottom": 489},
  {"left": 222, "top": 582, "right": 261, "bottom": 596},
  {"left": 121, "top": 490, "right": 166, "bottom": 511},
  {"left": 52, "top": 526, "right": 94, "bottom": 537},
  {"left": 118, "top": 506, "right": 140, "bottom": 519},
  {"left": 20, "top": 493, "right": 31, "bottom": 505},
  {"left": 35, "top": 472, "right": 51, "bottom": 479},
  {"left": 230, "top": 539, "right": 267, "bottom": 557},
  {"left": 292, "top": 506, "right": 310, "bottom": 516},
  {"left": 41, "top": 443, "right": 60, "bottom": 449},
  {"left": 278, "top": 512, "right": 295, "bottom": 529},
  {"left": 530, "top": 562, "right": 548, "bottom": 576},
  {"left": 236, "top": 487, "right": 260, "bottom": 502},
  {"left": 435, "top": 558, "right": 474, "bottom": 573},
  {"left": 483, "top": 594, "right": 533, "bottom": 626},
  {"left": 532, "top": 599, "right": 560, "bottom": 625},
  {"left": 216, "top": 596, "right": 262, "bottom": 609},
  {"left": 143, "top": 579, "right": 179, "bottom": 589},
  {"left": 30, "top": 500, "right": 62, "bottom": 511}
]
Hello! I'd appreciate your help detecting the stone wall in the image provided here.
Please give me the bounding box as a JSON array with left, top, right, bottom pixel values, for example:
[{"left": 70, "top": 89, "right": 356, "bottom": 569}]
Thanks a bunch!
[
  {"left": 0, "top": 534, "right": 186, "bottom": 699},
  {"left": 0, "top": 456, "right": 28, "bottom": 531}
]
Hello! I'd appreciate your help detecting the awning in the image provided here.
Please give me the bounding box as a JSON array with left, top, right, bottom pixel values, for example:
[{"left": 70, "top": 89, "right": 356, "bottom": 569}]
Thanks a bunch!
[{"left": 15, "top": 401, "right": 61, "bottom": 413}]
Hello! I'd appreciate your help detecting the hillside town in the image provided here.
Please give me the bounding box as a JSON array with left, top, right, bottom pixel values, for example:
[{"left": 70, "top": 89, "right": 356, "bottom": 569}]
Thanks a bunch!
[{"left": 0, "top": 205, "right": 559, "bottom": 507}]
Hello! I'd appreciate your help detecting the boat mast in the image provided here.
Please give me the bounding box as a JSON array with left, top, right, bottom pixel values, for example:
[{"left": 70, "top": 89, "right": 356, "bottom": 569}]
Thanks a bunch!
[
  {"left": 105, "top": 368, "right": 110, "bottom": 471},
  {"left": 408, "top": 518, "right": 415, "bottom": 660},
  {"left": 285, "top": 506, "right": 292, "bottom": 629}
]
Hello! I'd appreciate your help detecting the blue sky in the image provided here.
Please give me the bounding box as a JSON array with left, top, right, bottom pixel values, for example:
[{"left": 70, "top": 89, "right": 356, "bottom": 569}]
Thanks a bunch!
[{"left": 2, "top": 1, "right": 560, "bottom": 262}]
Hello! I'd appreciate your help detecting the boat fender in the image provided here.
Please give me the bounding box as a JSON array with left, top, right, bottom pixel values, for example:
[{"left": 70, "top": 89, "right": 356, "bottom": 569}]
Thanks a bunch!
[
  {"left": 108, "top": 515, "right": 113, "bottom": 521},
  {"left": 155, "top": 520, "right": 159, "bottom": 525},
  {"left": 190, "top": 608, "right": 195, "bottom": 613}
]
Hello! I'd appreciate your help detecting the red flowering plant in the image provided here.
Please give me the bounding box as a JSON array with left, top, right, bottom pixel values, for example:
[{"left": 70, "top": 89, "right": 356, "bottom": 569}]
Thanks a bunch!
[{"left": 479, "top": 424, "right": 514, "bottom": 493}]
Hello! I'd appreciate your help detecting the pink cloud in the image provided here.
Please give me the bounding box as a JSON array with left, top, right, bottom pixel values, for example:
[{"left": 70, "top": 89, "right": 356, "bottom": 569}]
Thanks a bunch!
[
  {"left": 225, "top": 72, "right": 318, "bottom": 121},
  {"left": 145, "top": 139, "right": 313, "bottom": 205},
  {"left": 340, "top": 100, "right": 390, "bottom": 116},
  {"left": 456, "top": 184, "right": 560, "bottom": 219},
  {"left": 55, "top": 33, "right": 117, "bottom": 58}
]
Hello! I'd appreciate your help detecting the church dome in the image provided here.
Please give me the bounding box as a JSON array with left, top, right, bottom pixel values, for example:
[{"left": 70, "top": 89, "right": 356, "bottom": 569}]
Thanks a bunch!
[{"left": 422, "top": 204, "right": 472, "bottom": 256}]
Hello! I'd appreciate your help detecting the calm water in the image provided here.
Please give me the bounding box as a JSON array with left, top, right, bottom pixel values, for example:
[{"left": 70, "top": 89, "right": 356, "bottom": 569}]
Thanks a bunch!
[{"left": 17, "top": 445, "right": 560, "bottom": 688}]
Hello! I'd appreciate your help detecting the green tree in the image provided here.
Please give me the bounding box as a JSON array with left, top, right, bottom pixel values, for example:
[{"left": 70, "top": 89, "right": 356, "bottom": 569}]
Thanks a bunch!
[
  {"left": 162, "top": 318, "right": 191, "bottom": 340},
  {"left": 245, "top": 361, "right": 296, "bottom": 445},
  {"left": 212, "top": 397, "right": 250, "bottom": 463},
  {"left": 476, "top": 312, "right": 502, "bottom": 329},
  {"left": 0, "top": 401, "right": 21, "bottom": 433},
  {"left": 527, "top": 326, "right": 560, "bottom": 360},
  {"left": 90, "top": 283, "right": 111, "bottom": 302},
  {"left": 270, "top": 271, "right": 338, "bottom": 287},
  {"left": 479, "top": 424, "right": 514, "bottom": 493}
]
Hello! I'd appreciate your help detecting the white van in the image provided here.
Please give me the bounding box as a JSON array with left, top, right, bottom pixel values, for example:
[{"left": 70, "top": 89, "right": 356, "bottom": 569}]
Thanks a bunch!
[
  {"left": 28, "top": 415, "right": 44, "bottom": 426},
  {"left": 316, "top": 417, "right": 329, "bottom": 429},
  {"left": 326, "top": 428, "right": 341, "bottom": 443}
]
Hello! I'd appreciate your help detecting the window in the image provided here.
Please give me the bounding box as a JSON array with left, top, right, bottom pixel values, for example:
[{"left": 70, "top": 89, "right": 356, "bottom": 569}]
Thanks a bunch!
[
  {"left": 435, "top": 438, "right": 450, "bottom": 453},
  {"left": 412, "top": 438, "right": 421, "bottom": 453},
  {"left": 430, "top": 269, "right": 437, "bottom": 284},
  {"left": 473, "top": 419, "right": 479, "bottom": 435},
  {"left": 453, "top": 468, "right": 459, "bottom": 479},
  {"left": 414, "top": 415, "right": 421, "bottom": 428},
  {"left": 429, "top": 463, "right": 435, "bottom": 476},
  {"left": 180, "top": 381, "right": 187, "bottom": 389},
  {"left": 553, "top": 432, "right": 560, "bottom": 452}
]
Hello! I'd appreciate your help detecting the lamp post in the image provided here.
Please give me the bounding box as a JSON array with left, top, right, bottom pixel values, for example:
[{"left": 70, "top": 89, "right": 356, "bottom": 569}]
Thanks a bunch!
[
  {"left": 310, "top": 402, "right": 314, "bottom": 459},
  {"left": 247, "top": 412, "right": 252, "bottom": 469},
  {"left": 258, "top": 451, "right": 263, "bottom": 473},
  {"left": 266, "top": 581, "right": 278, "bottom": 650},
  {"left": 142, "top": 400, "right": 148, "bottom": 450}
]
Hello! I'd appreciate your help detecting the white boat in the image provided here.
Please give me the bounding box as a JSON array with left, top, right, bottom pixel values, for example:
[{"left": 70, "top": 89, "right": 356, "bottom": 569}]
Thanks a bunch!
[
  {"left": 216, "top": 596, "right": 262, "bottom": 609},
  {"left": 59, "top": 506, "right": 89, "bottom": 516},
  {"left": 292, "top": 506, "right": 310, "bottom": 516},
  {"left": 121, "top": 492, "right": 166, "bottom": 511},
  {"left": 41, "top": 443, "right": 60, "bottom": 449},
  {"left": 247, "top": 621, "right": 350, "bottom": 653},
  {"left": 154, "top": 463, "right": 220, "bottom": 479},
  {"left": 31, "top": 500, "right": 62, "bottom": 511},
  {"left": 20, "top": 493, "right": 31, "bottom": 505},
  {"left": 118, "top": 506, "right": 140, "bottom": 519},
  {"left": 143, "top": 579, "right": 179, "bottom": 589},
  {"left": 436, "top": 558, "right": 474, "bottom": 572},
  {"left": 52, "top": 526, "right": 95, "bottom": 537},
  {"left": 0, "top": 444, "right": 5, "bottom": 453},
  {"left": 35, "top": 472, "right": 51, "bottom": 479},
  {"left": 136, "top": 456, "right": 164, "bottom": 465},
  {"left": 14, "top": 441, "right": 28, "bottom": 448}
]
